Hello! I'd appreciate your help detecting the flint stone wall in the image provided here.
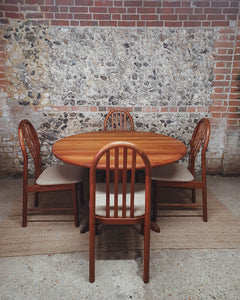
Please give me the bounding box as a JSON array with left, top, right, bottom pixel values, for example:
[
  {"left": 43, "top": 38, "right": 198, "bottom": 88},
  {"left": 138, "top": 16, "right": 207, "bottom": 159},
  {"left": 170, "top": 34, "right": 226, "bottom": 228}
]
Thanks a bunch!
[{"left": 1, "top": 21, "right": 217, "bottom": 174}]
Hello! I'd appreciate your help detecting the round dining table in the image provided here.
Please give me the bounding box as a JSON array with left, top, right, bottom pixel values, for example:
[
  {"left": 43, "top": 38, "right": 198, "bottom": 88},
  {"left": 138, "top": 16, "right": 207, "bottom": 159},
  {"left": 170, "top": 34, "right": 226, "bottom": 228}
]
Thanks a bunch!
[
  {"left": 52, "top": 130, "right": 187, "bottom": 169},
  {"left": 52, "top": 130, "right": 187, "bottom": 233}
]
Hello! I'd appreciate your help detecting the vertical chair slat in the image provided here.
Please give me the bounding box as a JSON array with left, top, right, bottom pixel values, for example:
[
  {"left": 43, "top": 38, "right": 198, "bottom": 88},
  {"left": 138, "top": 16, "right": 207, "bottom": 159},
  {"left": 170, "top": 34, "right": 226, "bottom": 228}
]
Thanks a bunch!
[
  {"left": 122, "top": 147, "right": 127, "bottom": 217},
  {"left": 111, "top": 113, "right": 114, "bottom": 131},
  {"left": 119, "top": 112, "right": 122, "bottom": 130},
  {"left": 130, "top": 150, "right": 136, "bottom": 218},
  {"left": 114, "top": 147, "right": 119, "bottom": 217},
  {"left": 106, "top": 150, "right": 110, "bottom": 217},
  {"left": 116, "top": 112, "right": 118, "bottom": 130}
]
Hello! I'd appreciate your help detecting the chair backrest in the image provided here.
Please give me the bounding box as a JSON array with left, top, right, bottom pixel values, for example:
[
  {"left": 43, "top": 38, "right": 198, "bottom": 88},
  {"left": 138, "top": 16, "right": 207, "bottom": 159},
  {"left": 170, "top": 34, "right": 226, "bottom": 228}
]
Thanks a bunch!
[
  {"left": 188, "top": 118, "right": 210, "bottom": 177},
  {"left": 104, "top": 108, "right": 134, "bottom": 131},
  {"left": 89, "top": 141, "right": 151, "bottom": 220},
  {"left": 18, "top": 119, "right": 42, "bottom": 180}
]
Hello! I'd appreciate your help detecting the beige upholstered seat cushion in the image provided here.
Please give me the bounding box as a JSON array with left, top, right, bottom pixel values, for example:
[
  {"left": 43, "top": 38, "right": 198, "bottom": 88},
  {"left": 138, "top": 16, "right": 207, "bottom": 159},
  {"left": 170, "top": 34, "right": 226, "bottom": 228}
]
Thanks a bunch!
[
  {"left": 36, "top": 163, "right": 88, "bottom": 185},
  {"left": 152, "top": 163, "right": 194, "bottom": 182},
  {"left": 95, "top": 182, "right": 146, "bottom": 217}
]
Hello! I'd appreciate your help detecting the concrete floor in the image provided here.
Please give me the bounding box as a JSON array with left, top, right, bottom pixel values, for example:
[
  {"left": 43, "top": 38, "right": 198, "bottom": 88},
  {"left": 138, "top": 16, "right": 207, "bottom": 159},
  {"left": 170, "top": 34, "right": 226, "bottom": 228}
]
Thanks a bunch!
[{"left": 0, "top": 175, "right": 240, "bottom": 300}]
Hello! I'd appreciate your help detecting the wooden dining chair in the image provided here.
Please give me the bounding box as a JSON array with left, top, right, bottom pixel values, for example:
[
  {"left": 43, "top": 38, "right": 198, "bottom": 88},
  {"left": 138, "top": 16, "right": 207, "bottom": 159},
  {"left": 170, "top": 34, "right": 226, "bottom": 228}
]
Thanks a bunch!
[
  {"left": 18, "top": 119, "right": 86, "bottom": 227},
  {"left": 104, "top": 108, "right": 134, "bottom": 131},
  {"left": 152, "top": 118, "right": 210, "bottom": 222},
  {"left": 89, "top": 141, "right": 152, "bottom": 283},
  {"left": 104, "top": 108, "right": 134, "bottom": 181}
]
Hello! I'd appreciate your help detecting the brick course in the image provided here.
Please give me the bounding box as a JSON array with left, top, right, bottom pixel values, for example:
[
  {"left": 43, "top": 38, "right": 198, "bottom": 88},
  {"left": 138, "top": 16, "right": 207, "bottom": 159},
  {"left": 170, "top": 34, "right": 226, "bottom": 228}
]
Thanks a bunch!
[{"left": 0, "top": 0, "right": 239, "bottom": 28}]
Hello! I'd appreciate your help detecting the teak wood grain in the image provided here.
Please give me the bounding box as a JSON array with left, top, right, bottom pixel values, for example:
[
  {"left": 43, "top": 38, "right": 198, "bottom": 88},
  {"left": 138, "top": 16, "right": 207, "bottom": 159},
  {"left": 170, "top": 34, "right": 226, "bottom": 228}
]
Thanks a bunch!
[{"left": 52, "top": 131, "right": 187, "bottom": 169}]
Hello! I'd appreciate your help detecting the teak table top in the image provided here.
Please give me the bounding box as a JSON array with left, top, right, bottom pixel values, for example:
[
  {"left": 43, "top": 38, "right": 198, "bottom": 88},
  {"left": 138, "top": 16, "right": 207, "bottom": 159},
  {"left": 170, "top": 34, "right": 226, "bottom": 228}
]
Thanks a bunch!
[{"left": 52, "top": 131, "right": 187, "bottom": 169}]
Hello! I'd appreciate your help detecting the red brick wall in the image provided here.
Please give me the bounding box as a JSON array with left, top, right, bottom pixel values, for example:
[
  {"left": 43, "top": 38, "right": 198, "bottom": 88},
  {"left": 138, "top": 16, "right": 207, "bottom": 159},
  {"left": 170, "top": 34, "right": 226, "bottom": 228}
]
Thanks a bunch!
[
  {"left": 224, "top": 19, "right": 240, "bottom": 175},
  {"left": 0, "top": 0, "right": 239, "bottom": 27},
  {"left": 0, "top": 0, "right": 240, "bottom": 175},
  {"left": 230, "top": 20, "right": 240, "bottom": 128},
  {"left": 0, "top": 38, "right": 8, "bottom": 94}
]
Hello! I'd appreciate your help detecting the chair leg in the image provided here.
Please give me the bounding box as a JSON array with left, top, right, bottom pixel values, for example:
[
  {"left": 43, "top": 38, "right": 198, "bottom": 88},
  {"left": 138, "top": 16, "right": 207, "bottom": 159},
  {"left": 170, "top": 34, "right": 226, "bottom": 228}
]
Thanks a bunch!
[
  {"left": 202, "top": 186, "right": 207, "bottom": 222},
  {"left": 72, "top": 185, "right": 79, "bottom": 227},
  {"left": 34, "top": 192, "right": 39, "bottom": 207},
  {"left": 143, "top": 219, "right": 150, "bottom": 283},
  {"left": 95, "top": 223, "right": 100, "bottom": 236},
  {"left": 152, "top": 182, "right": 158, "bottom": 223},
  {"left": 79, "top": 181, "right": 84, "bottom": 205},
  {"left": 140, "top": 223, "right": 144, "bottom": 235},
  {"left": 191, "top": 188, "right": 196, "bottom": 203},
  {"left": 89, "top": 219, "right": 95, "bottom": 283},
  {"left": 22, "top": 191, "right": 27, "bottom": 227}
]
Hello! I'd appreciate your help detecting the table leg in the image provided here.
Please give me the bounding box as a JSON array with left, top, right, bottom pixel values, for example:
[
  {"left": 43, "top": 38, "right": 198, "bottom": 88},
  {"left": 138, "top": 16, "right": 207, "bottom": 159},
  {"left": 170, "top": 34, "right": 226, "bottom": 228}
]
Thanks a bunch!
[
  {"left": 151, "top": 221, "right": 160, "bottom": 233},
  {"left": 80, "top": 223, "right": 89, "bottom": 234}
]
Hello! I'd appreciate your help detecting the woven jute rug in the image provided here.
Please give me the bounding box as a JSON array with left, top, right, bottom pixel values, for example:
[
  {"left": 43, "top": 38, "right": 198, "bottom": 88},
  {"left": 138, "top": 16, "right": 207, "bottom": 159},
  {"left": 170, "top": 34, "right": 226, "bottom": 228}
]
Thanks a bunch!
[{"left": 0, "top": 189, "right": 240, "bottom": 257}]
